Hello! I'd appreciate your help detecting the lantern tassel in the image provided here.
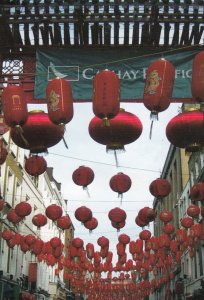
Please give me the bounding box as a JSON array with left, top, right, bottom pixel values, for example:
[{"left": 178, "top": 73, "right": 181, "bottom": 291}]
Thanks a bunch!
[
  {"left": 83, "top": 186, "right": 90, "bottom": 198},
  {"left": 149, "top": 112, "right": 159, "bottom": 139},
  {"left": 118, "top": 193, "right": 123, "bottom": 205},
  {"left": 15, "top": 125, "right": 29, "bottom": 147},
  {"left": 62, "top": 137, "right": 69, "bottom": 149},
  {"left": 102, "top": 117, "right": 110, "bottom": 126},
  {"left": 114, "top": 150, "right": 119, "bottom": 167}
]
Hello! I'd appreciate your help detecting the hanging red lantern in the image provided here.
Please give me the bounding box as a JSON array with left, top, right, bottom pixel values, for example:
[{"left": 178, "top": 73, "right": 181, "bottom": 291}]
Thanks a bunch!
[
  {"left": 15, "top": 201, "right": 32, "bottom": 218},
  {"left": 72, "top": 237, "right": 84, "bottom": 249},
  {"left": 111, "top": 220, "right": 126, "bottom": 231},
  {"left": 0, "top": 139, "right": 8, "bottom": 165},
  {"left": 191, "top": 51, "right": 204, "bottom": 102},
  {"left": 57, "top": 215, "right": 72, "bottom": 230},
  {"left": 50, "top": 237, "right": 61, "bottom": 248},
  {"left": 143, "top": 58, "right": 175, "bottom": 138},
  {"left": 24, "top": 234, "right": 36, "bottom": 246},
  {"left": 143, "top": 58, "right": 175, "bottom": 118},
  {"left": 187, "top": 204, "right": 200, "bottom": 218},
  {"left": 97, "top": 236, "right": 109, "bottom": 248},
  {"left": 72, "top": 166, "right": 94, "bottom": 189},
  {"left": 84, "top": 217, "right": 98, "bottom": 232},
  {"left": 116, "top": 242, "right": 126, "bottom": 256},
  {"left": 162, "top": 223, "right": 175, "bottom": 235},
  {"left": 181, "top": 217, "right": 194, "bottom": 229},
  {"left": 166, "top": 109, "right": 204, "bottom": 152},
  {"left": 92, "top": 69, "right": 120, "bottom": 122},
  {"left": 159, "top": 210, "right": 173, "bottom": 223},
  {"left": 25, "top": 155, "right": 47, "bottom": 176},
  {"left": 139, "top": 229, "right": 151, "bottom": 241},
  {"left": 1, "top": 85, "right": 28, "bottom": 127},
  {"left": 10, "top": 110, "right": 64, "bottom": 153},
  {"left": 46, "top": 204, "right": 63, "bottom": 221},
  {"left": 138, "top": 207, "right": 156, "bottom": 224},
  {"left": 135, "top": 215, "right": 149, "bottom": 227},
  {"left": 75, "top": 206, "right": 92, "bottom": 223},
  {"left": 118, "top": 234, "right": 130, "bottom": 245},
  {"left": 32, "top": 213, "right": 47, "bottom": 228},
  {"left": 109, "top": 172, "right": 132, "bottom": 198},
  {"left": 2, "top": 229, "right": 14, "bottom": 241},
  {"left": 7, "top": 209, "right": 22, "bottom": 224},
  {"left": 88, "top": 108, "right": 143, "bottom": 153},
  {"left": 190, "top": 182, "right": 204, "bottom": 201},
  {"left": 46, "top": 78, "right": 73, "bottom": 125},
  {"left": 108, "top": 207, "right": 127, "bottom": 223},
  {"left": 149, "top": 178, "right": 171, "bottom": 198},
  {"left": 86, "top": 243, "right": 95, "bottom": 260}
]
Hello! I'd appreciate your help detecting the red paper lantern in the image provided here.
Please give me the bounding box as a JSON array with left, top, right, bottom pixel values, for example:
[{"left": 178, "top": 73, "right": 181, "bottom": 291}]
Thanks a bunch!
[
  {"left": 25, "top": 155, "right": 47, "bottom": 176},
  {"left": 72, "top": 237, "right": 84, "bottom": 248},
  {"left": 24, "top": 234, "right": 36, "bottom": 246},
  {"left": 149, "top": 178, "right": 171, "bottom": 198},
  {"left": 7, "top": 209, "right": 22, "bottom": 224},
  {"left": 166, "top": 109, "right": 204, "bottom": 152},
  {"left": 0, "top": 139, "right": 8, "bottom": 165},
  {"left": 139, "top": 229, "right": 151, "bottom": 241},
  {"left": 88, "top": 109, "right": 143, "bottom": 152},
  {"left": 75, "top": 206, "right": 92, "bottom": 223},
  {"left": 46, "top": 204, "right": 63, "bottom": 221},
  {"left": 118, "top": 234, "right": 130, "bottom": 245},
  {"left": 162, "top": 223, "right": 175, "bottom": 235},
  {"left": 15, "top": 201, "right": 32, "bottom": 218},
  {"left": 159, "top": 210, "right": 173, "bottom": 223},
  {"left": 116, "top": 242, "right": 126, "bottom": 256},
  {"left": 84, "top": 217, "right": 98, "bottom": 232},
  {"left": 10, "top": 110, "right": 64, "bottom": 153},
  {"left": 111, "top": 220, "right": 126, "bottom": 231},
  {"left": 72, "top": 166, "right": 94, "bottom": 189},
  {"left": 97, "top": 236, "right": 109, "bottom": 248},
  {"left": 108, "top": 207, "right": 127, "bottom": 223},
  {"left": 191, "top": 51, "right": 204, "bottom": 102},
  {"left": 138, "top": 207, "right": 156, "bottom": 224},
  {"left": 135, "top": 215, "right": 149, "bottom": 227},
  {"left": 46, "top": 78, "right": 74, "bottom": 125},
  {"left": 190, "top": 182, "right": 204, "bottom": 201},
  {"left": 50, "top": 237, "right": 61, "bottom": 248},
  {"left": 181, "top": 217, "right": 194, "bottom": 229},
  {"left": 2, "top": 229, "right": 14, "bottom": 241},
  {"left": 143, "top": 58, "right": 175, "bottom": 118},
  {"left": 187, "top": 204, "right": 200, "bottom": 218},
  {"left": 32, "top": 213, "right": 47, "bottom": 228},
  {"left": 92, "top": 69, "right": 120, "bottom": 121},
  {"left": 2, "top": 85, "right": 28, "bottom": 127},
  {"left": 86, "top": 243, "right": 95, "bottom": 260},
  {"left": 57, "top": 215, "right": 72, "bottom": 230},
  {"left": 109, "top": 172, "right": 132, "bottom": 197}
]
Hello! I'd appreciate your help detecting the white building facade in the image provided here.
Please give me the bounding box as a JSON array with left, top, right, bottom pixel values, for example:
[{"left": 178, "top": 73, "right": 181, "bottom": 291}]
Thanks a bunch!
[{"left": 0, "top": 130, "right": 71, "bottom": 300}]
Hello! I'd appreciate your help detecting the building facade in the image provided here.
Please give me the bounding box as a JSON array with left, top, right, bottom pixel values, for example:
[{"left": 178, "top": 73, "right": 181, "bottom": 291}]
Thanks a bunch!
[
  {"left": 152, "top": 131, "right": 204, "bottom": 299},
  {"left": 0, "top": 129, "right": 74, "bottom": 300}
]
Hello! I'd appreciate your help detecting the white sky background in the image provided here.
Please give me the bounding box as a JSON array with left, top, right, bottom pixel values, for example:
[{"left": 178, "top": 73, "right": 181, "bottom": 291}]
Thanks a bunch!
[{"left": 28, "top": 101, "right": 181, "bottom": 262}]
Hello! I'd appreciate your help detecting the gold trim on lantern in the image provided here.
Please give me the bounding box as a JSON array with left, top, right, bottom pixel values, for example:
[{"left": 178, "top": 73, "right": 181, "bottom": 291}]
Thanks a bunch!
[{"left": 29, "top": 110, "right": 45, "bottom": 114}]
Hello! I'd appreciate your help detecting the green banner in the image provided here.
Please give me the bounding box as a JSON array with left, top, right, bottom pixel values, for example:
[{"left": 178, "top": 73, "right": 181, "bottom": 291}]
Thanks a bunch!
[{"left": 34, "top": 47, "right": 201, "bottom": 101}]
